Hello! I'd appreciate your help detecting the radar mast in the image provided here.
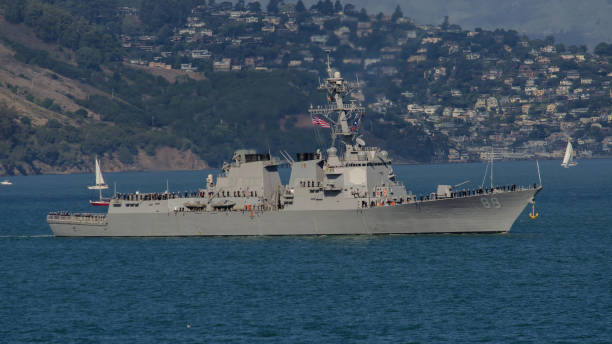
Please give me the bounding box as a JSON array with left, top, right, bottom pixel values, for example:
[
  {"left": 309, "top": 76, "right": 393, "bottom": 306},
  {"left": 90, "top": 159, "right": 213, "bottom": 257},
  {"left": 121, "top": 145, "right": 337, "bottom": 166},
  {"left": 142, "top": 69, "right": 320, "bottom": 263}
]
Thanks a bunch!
[{"left": 309, "top": 53, "right": 365, "bottom": 151}]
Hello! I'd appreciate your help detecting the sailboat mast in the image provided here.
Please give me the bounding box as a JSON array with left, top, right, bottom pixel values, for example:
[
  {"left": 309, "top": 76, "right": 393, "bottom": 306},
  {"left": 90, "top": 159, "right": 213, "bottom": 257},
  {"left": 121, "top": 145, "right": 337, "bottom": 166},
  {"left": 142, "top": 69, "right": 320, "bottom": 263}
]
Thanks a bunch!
[
  {"left": 490, "top": 147, "right": 494, "bottom": 189},
  {"left": 95, "top": 157, "right": 100, "bottom": 185}
]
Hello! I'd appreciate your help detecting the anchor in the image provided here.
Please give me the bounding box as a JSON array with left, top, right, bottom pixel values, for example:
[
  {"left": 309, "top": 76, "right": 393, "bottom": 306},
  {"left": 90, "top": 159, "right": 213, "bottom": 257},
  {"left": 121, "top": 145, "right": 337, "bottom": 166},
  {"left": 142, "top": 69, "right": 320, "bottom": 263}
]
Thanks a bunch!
[
  {"left": 529, "top": 161, "right": 542, "bottom": 220},
  {"left": 529, "top": 200, "right": 539, "bottom": 220}
]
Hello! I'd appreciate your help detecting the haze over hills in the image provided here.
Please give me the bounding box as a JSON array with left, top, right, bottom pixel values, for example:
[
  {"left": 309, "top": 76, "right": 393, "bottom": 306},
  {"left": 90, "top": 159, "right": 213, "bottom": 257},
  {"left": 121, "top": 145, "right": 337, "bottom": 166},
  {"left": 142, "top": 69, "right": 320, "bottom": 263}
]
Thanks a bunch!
[{"left": 320, "top": 0, "right": 612, "bottom": 48}]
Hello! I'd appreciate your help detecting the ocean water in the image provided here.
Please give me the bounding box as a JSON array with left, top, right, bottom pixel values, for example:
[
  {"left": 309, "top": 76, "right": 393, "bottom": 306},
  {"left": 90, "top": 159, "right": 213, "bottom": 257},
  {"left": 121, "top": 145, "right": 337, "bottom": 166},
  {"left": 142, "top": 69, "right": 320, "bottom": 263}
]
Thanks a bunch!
[{"left": 1, "top": 160, "right": 610, "bottom": 343}]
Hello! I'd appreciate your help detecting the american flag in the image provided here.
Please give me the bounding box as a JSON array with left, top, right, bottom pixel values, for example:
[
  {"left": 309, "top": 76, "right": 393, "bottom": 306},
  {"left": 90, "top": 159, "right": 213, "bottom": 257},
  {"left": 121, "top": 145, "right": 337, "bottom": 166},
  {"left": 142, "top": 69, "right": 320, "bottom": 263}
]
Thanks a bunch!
[{"left": 312, "top": 116, "right": 331, "bottom": 128}]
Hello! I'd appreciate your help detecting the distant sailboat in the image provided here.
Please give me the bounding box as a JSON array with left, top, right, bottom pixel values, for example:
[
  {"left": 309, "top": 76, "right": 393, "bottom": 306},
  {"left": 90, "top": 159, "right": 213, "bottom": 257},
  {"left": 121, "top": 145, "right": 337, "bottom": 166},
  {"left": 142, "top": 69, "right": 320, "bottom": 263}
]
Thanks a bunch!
[
  {"left": 88, "top": 157, "right": 110, "bottom": 206},
  {"left": 561, "top": 140, "right": 578, "bottom": 168}
]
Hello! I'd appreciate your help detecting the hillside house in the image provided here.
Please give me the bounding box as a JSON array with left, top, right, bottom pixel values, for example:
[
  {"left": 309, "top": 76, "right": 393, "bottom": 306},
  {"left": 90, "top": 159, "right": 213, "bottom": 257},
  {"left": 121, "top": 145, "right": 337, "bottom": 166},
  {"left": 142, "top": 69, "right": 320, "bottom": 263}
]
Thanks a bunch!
[
  {"left": 342, "top": 58, "right": 362, "bottom": 65},
  {"left": 213, "top": 59, "right": 231, "bottom": 72},
  {"left": 310, "top": 35, "right": 328, "bottom": 44},
  {"left": 518, "top": 65, "right": 534, "bottom": 78},
  {"left": 263, "top": 16, "right": 280, "bottom": 25},
  {"left": 421, "top": 37, "right": 441, "bottom": 44},
  {"left": 465, "top": 52, "right": 480, "bottom": 60},
  {"left": 364, "top": 58, "right": 381, "bottom": 68},
  {"left": 566, "top": 70, "right": 580, "bottom": 79},
  {"left": 407, "top": 104, "right": 424, "bottom": 113},
  {"left": 180, "top": 63, "right": 198, "bottom": 72},
  {"left": 191, "top": 50, "right": 211, "bottom": 59},
  {"left": 334, "top": 26, "right": 351, "bottom": 38}
]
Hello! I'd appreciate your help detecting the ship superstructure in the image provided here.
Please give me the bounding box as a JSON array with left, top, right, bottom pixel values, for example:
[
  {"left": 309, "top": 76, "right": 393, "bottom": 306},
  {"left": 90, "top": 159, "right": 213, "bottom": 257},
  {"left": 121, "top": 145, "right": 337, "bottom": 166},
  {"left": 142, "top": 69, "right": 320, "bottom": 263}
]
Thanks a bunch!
[{"left": 47, "top": 61, "right": 541, "bottom": 236}]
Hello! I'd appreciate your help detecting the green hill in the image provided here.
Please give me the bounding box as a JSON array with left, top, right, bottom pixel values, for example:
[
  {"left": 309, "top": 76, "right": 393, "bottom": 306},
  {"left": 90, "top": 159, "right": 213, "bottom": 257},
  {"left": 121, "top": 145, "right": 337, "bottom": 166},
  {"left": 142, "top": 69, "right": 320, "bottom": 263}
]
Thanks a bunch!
[
  {"left": 0, "top": 1, "right": 440, "bottom": 175},
  {"left": 1, "top": 0, "right": 608, "bottom": 175}
]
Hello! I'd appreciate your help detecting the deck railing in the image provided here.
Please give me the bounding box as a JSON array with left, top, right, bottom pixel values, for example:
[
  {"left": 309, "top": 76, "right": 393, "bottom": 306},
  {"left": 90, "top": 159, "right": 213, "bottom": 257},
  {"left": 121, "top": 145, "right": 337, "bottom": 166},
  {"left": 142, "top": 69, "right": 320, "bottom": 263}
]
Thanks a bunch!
[{"left": 47, "top": 213, "right": 107, "bottom": 225}]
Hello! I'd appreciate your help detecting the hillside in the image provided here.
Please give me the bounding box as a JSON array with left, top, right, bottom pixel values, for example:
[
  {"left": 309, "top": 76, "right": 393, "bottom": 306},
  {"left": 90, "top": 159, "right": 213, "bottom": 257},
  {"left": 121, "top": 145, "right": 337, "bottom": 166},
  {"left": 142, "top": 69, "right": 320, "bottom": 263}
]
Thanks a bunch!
[
  {"left": 0, "top": 23, "right": 321, "bottom": 175},
  {"left": 0, "top": 13, "right": 414, "bottom": 175},
  {"left": 0, "top": 17, "right": 210, "bottom": 175},
  {"left": 0, "top": 0, "right": 610, "bottom": 176},
  {"left": 0, "top": 1, "right": 445, "bottom": 176}
]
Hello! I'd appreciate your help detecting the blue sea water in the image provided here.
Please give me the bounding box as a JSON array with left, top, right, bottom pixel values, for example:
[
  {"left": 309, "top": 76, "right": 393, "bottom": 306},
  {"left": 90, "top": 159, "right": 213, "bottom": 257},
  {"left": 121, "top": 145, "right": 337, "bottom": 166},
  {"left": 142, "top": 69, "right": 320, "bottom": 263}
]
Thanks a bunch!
[{"left": 1, "top": 160, "right": 610, "bottom": 343}]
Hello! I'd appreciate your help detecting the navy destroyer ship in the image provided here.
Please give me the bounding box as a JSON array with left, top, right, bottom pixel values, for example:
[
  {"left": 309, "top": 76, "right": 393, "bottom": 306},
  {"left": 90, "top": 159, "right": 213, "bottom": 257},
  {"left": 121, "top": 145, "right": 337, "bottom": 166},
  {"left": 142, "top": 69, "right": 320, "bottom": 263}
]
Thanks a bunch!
[{"left": 47, "top": 60, "right": 541, "bottom": 236}]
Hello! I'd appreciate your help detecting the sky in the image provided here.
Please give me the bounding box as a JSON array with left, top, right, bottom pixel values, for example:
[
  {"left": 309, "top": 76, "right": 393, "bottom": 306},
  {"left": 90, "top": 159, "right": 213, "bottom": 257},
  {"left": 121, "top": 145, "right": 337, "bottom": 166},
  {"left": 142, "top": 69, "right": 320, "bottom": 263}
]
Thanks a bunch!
[{"left": 302, "top": 0, "right": 612, "bottom": 48}]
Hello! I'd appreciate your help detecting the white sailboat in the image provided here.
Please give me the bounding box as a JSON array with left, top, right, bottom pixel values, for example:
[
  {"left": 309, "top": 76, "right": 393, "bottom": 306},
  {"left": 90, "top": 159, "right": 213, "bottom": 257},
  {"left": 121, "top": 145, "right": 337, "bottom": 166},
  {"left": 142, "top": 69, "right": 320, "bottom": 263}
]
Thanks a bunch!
[
  {"left": 561, "top": 140, "right": 578, "bottom": 168},
  {"left": 88, "top": 157, "right": 110, "bottom": 206},
  {"left": 0, "top": 180, "right": 12, "bottom": 185}
]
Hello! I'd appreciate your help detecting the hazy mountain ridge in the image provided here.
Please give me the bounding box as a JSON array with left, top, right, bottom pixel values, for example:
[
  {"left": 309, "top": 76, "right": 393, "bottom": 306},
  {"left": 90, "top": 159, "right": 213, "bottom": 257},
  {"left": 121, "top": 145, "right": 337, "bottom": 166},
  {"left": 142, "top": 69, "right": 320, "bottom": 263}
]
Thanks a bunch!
[{"left": 337, "top": 0, "right": 612, "bottom": 48}]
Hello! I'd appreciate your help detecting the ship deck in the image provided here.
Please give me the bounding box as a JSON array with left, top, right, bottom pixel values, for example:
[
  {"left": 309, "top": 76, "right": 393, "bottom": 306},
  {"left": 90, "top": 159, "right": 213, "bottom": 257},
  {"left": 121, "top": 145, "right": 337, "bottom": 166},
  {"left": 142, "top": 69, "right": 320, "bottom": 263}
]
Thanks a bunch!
[{"left": 47, "top": 212, "right": 107, "bottom": 226}]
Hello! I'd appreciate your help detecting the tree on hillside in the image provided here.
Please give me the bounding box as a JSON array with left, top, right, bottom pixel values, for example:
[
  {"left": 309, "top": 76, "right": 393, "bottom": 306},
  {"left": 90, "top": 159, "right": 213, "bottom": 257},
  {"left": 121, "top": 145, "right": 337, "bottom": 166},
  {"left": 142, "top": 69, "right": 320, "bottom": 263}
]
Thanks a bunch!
[
  {"left": 391, "top": 5, "right": 403, "bottom": 22},
  {"left": 595, "top": 43, "right": 612, "bottom": 56},
  {"left": 343, "top": 3, "right": 356, "bottom": 16},
  {"left": 295, "top": 0, "right": 306, "bottom": 13},
  {"left": 334, "top": 0, "right": 343, "bottom": 13},
  {"left": 234, "top": 0, "right": 245, "bottom": 11},
  {"left": 441, "top": 15, "right": 449, "bottom": 30},
  {"left": 247, "top": 1, "right": 261, "bottom": 13},
  {"left": 139, "top": 0, "right": 195, "bottom": 31},
  {"left": 266, "top": 0, "right": 283, "bottom": 14},
  {"left": 0, "top": 102, "right": 19, "bottom": 138},
  {"left": 312, "top": 0, "right": 334, "bottom": 15},
  {"left": 23, "top": 1, "right": 44, "bottom": 27},
  {"left": 76, "top": 47, "right": 103, "bottom": 70},
  {"left": 4, "top": 0, "right": 25, "bottom": 23},
  {"left": 358, "top": 8, "right": 368, "bottom": 21}
]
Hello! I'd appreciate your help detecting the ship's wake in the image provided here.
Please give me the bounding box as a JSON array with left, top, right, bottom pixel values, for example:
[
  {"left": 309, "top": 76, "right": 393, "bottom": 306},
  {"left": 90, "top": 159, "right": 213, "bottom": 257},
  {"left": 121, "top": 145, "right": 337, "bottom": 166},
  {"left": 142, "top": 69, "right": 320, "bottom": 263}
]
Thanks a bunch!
[{"left": 0, "top": 234, "right": 53, "bottom": 238}]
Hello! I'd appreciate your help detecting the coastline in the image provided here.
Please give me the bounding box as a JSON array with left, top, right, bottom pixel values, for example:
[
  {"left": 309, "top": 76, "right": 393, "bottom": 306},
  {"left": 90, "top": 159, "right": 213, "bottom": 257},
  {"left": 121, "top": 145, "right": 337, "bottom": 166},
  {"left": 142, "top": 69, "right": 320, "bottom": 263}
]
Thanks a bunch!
[
  {"left": 0, "top": 147, "right": 208, "bottom": 177},
  {"left": 4, "top": 156, "right": 612, "bottom": 178},
  {"left": 391, "top": 154, "right": 612, "bottom": 166}
]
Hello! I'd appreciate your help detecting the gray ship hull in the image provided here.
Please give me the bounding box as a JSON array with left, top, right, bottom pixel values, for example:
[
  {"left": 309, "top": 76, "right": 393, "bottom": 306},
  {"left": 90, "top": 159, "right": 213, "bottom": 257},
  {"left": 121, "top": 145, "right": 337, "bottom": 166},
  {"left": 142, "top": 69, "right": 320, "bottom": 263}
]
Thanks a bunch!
[{"left": 49, "top": 188, "right": 539, "bottom": 237}]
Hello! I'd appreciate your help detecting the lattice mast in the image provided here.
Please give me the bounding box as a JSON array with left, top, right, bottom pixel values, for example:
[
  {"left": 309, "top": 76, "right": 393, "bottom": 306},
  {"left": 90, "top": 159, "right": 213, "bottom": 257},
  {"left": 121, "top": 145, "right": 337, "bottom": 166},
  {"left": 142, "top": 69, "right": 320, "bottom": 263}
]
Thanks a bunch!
[{"left": 309, "top": 54, "right": 365, "bottom": 149}]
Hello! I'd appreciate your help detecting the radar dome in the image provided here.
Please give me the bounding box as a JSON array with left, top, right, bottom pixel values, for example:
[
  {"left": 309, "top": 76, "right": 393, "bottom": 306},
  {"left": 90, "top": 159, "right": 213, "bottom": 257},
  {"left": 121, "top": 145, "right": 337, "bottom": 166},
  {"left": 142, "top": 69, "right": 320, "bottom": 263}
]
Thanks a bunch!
[{"left": 334, "top": 71, "right": 341, "bottom": 78}]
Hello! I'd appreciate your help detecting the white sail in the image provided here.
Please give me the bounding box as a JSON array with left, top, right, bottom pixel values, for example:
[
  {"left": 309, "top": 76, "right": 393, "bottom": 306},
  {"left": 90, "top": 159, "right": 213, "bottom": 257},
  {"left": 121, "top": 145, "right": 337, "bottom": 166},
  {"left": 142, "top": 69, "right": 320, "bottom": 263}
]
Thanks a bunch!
[
  {"left": 95, "top": 158, "right": 105, "bottom": 185},
  {"left": 88, "top": 158, "right": 109, "bottom": 189},
  {"left": 561, "top": 140, "right": 577, "bottom": 168}
]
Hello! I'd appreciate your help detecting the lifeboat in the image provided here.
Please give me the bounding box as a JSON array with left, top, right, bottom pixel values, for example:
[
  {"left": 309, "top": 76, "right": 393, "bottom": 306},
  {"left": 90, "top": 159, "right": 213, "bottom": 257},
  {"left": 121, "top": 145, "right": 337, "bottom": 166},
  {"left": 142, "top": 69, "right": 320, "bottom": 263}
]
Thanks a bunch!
[{"left": 211, "top": 200, "right": 236, "bottom": 209}]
